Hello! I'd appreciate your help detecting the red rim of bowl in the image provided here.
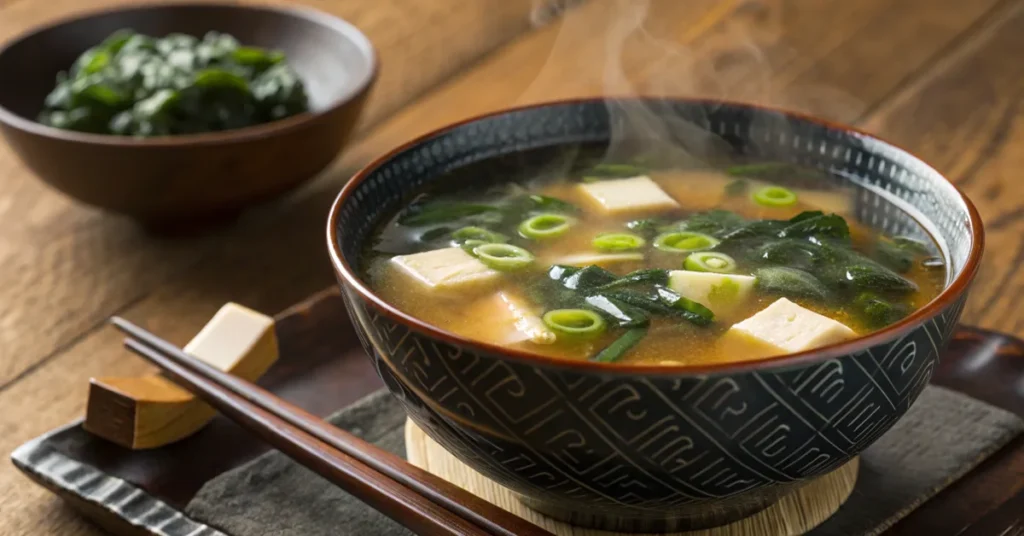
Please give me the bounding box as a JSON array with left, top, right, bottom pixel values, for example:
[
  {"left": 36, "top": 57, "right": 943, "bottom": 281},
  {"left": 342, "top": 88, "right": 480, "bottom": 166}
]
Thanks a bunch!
[
  {"left": 327, "top": 97, "right": 985, "bottom": 376},
  {"left": 0, "top": 1, "right": 378, "bottom": 147}
]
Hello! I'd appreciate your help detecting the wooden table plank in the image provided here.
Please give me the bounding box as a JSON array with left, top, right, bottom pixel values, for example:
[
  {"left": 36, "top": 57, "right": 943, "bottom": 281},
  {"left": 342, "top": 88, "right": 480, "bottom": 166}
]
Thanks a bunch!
[
  {"left": 0, "top": 0, "right": 1016, "bottom": 534},
  {"left": 0, "top": 0, "right": 545, "bottom": 387},
  {"left": 860, "top": 0, "right": 1024, "bottom": 335}
]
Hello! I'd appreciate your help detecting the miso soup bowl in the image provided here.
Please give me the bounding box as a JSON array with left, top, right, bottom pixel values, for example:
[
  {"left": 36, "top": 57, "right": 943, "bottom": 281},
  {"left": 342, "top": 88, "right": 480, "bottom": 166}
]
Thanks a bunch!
[{"left": 327, "top": 98, "right": 984, "bottom": 532}]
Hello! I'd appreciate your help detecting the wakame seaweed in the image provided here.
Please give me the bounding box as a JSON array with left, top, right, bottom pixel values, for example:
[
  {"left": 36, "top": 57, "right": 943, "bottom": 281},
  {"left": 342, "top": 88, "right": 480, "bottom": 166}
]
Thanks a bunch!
[
  {"left": 39, "top": 30, "right": 310, "bottom": 136},
  {"left": 700, "top": 210, "right": 919, "bottom": 298},
  {"left": 754, "top": 267, "right": 831, "bottom": 300},
  {"left": 678, "top": 210, "right": 747, "bottom": 236},
  {"left": 543, "top": 264, "right": 713, "bottom": 328},
  {"left": 584, "top": 295, "right": 650, "bottom": 327},
  {"left": 591, "top": 327, "right": 649, "bottom": 363},
  {"left": 875, "top": 236, "right": 932, "bottom": 273},
  {"left": 853, "top": 292, "right": 911, "bottom": 328},
  {"left": 594, "top": 269, "right": 670, "bottom": 290}
]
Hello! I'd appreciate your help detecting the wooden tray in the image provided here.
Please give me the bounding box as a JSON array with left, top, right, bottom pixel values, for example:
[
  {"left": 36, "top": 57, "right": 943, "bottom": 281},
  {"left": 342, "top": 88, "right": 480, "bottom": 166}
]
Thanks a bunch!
[{"left": 11, "top": 287, "right": 1024, "bottom": 536}]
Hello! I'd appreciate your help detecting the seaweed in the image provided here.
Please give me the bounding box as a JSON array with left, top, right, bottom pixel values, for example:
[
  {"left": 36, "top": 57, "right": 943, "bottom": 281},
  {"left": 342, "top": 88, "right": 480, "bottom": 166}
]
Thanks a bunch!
[
  {"left": 853, "top": 292, "right": 911, "bottom": 328},
  {"left": 591, "top": 327, "right": 649, "bottom": 363},
  {"left": 679, "top": 210, "right": 748, "bottom": 237},
  {"left": 583, "top": 295, "right": 650, "bottom": 327},
  {"left": 754, "top": 267, "right": 831, "bottom": 300},
  {"left": 594, "top": 269, "right": 670, "bottom": 290}
]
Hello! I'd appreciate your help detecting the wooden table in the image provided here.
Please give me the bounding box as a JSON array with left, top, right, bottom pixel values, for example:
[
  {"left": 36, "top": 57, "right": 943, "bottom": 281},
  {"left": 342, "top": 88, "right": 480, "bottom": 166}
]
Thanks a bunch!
[{"left": 2, "top": 0, "right": 1023, "bottom": 534}]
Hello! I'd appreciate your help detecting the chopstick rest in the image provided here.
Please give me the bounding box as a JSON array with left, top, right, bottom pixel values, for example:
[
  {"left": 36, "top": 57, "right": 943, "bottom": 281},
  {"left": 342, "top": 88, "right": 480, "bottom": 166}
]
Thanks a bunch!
[{"left": 84, "top": 303, "right": 278, "bottom": 449}]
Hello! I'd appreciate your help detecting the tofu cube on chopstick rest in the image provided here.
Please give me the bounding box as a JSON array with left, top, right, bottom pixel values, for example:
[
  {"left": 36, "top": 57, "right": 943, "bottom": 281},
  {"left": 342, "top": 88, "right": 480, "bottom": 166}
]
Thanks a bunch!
[{"left": 84, "top": 303, "right": 279, "bottom": 450}]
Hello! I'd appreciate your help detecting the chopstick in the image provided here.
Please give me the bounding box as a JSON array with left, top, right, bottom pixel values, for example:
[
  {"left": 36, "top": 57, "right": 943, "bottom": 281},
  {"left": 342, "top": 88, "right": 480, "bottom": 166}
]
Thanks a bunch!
[{"left": 111, "top": 317, "right": 554, "bottom": 536}]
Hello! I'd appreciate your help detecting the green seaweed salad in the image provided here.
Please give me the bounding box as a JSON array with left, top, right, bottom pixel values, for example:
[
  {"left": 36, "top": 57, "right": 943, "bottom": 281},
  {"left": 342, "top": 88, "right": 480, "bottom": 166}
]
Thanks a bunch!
[{"left": 38, "top": 29, "right": 310, "bottom": 137}]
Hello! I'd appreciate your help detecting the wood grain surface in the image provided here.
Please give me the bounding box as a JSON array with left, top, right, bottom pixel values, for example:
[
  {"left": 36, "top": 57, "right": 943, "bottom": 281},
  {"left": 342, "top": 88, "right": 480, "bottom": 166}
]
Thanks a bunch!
[{"left": 2, "top": 0, "right": 1023, "bottom": 534}]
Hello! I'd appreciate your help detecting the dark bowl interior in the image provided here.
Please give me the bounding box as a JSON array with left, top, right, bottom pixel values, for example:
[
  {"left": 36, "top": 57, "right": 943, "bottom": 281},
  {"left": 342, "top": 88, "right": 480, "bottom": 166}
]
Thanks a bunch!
[
  {"left": 328, "top": 98, "right": 983, "bottom": 531},
  {"left": 0, "top": 2, "right": 376, "bottom": 228}
]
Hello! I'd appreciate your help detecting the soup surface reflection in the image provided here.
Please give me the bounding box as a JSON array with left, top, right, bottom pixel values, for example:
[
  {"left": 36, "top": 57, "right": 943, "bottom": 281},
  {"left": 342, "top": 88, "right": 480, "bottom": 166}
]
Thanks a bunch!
[{"left": 364, "top": 159, "right": 945, "bottom": 366}]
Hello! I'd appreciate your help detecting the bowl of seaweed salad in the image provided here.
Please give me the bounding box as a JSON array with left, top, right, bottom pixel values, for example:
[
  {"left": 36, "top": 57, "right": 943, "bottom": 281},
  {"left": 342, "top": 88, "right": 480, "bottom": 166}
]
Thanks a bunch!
[
  {"left": 39, "top": 29, "right": 311, "bottom": 137},
  {"left": 0, "top": 3, "right": 377, "bottom": 229}
]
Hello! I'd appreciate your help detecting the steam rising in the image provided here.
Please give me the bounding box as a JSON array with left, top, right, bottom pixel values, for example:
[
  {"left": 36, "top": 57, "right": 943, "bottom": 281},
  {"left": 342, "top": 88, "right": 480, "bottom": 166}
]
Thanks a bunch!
[{"left": 519, "top": 0, "right": 862, "bottom": 172}]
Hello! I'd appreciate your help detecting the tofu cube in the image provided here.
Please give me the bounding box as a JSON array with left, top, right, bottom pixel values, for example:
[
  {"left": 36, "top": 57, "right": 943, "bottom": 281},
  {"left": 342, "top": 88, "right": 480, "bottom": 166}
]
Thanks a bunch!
[
  {"left": 668, "top": 270, "right": 756, "bottom": 315},
  {"left": 497, "top": 292, "right": 556, "bottom": 345},
  {"left": 390, "top": 248, "right": 500, "bottom": 291},
  {"left": 725, "top": 297, "right": 856, "bottom": 356},
  {"left": 459, "top": 292, "right": 556, "bottom": 345},
  {"left": 552, "top": 252, "right": 644, "bottom": 267},
  {"left": 578, "top": 176, "right": 679, "bottom": 214}
]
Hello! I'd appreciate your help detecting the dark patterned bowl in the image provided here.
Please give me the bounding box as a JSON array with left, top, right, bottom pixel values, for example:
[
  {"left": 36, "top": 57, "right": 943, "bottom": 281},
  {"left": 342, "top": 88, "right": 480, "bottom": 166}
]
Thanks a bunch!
[{"left": 327, "top": 98, "right": 984, "bottom": 532}]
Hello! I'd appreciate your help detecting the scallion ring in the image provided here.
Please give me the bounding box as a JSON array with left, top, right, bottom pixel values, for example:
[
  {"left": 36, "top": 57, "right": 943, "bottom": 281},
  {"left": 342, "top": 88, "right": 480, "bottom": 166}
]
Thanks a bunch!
[
  {"left": 752, "top": 186, "right": 797, "bottom": 207},
  {"left": 472, "top": 243, "right": 534, "bottom": 271},
  {"left": 593, "top": 232, "right": 646, "bottom": 252},
  {"left": 518, "top": 213, "right": 575, "bottom": 240},
  {"left": 542, "top": 309, "right": 606, "bottom": 339},
  {"left": 452, "top": 226, "right": 507, "bottom": 244},
  {"left": 653, "top": 231, "right": 720, "bottom": 253},
  {"left": 460, "top": 239, "right": 489, "bottom": 253},
  {"left": 684, "top": 252, "right": 737, "bottom": 273}
]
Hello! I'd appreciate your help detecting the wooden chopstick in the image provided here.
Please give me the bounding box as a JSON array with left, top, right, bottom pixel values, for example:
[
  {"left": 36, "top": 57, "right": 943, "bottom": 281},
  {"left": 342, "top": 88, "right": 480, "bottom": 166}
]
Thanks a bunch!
[{"left": 111, "top": 317, "right": 554, "bottom": 536}]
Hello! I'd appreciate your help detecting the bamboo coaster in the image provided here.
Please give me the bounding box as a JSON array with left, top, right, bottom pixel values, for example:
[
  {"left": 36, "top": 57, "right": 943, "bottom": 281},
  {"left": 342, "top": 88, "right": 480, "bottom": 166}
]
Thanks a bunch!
[{"left": 405, "top": 420, "right": 858, "bottom": 535}]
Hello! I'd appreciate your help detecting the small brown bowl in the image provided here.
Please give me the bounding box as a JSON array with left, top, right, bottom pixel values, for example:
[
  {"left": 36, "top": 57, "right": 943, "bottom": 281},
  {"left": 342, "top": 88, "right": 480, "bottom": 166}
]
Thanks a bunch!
[{"left": 0, "top": 2, "right": 376, "bottom": 230}]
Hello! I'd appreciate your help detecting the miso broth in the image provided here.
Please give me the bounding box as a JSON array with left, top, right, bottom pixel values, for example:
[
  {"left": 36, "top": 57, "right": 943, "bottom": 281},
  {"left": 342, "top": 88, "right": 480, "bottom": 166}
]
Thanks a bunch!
[{"left": 364, "top": 157, "right": 945, "bottom": 366}]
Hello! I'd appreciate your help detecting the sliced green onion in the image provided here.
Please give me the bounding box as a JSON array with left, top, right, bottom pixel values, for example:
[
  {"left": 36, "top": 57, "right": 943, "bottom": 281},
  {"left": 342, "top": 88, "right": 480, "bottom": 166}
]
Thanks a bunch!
[
  {"left": 684, "top": 252, "right": 737, "bottom": 273},
  {"left": 542, "top": 309, "right": 606, "bottom": 339},
  {"left": 593, "top": 232, "right": 646, "bottom": 252},
  {"left": 472, "top": 243, "right": 534, "bottom": 271},
  {"left": 518, "top": 213, "right": 575, "bottom": 240},
  {"left": 452, "top": 226, "right": 507, "bottom": 244},
  {"left": 460, "top": 239, "right": 489, "bottom": 253},
  {"left": 653, "top": 231, "right": 720, "bottom": 253},
  {"left": 752, "top": 186, "right": 798, "bottom": 207},
  {"left": 591, "top": 327, "right": 648, "bottom": 363}
]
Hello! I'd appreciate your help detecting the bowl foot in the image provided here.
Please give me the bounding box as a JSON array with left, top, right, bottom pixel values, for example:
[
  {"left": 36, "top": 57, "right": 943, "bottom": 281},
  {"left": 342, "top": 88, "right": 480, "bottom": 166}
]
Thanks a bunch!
[
  {"left": 517, "top": 494, "right": 777, "bottom": 533},
  {"left": 405, "top": 419, "right": 860, "bottom": 535}
]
